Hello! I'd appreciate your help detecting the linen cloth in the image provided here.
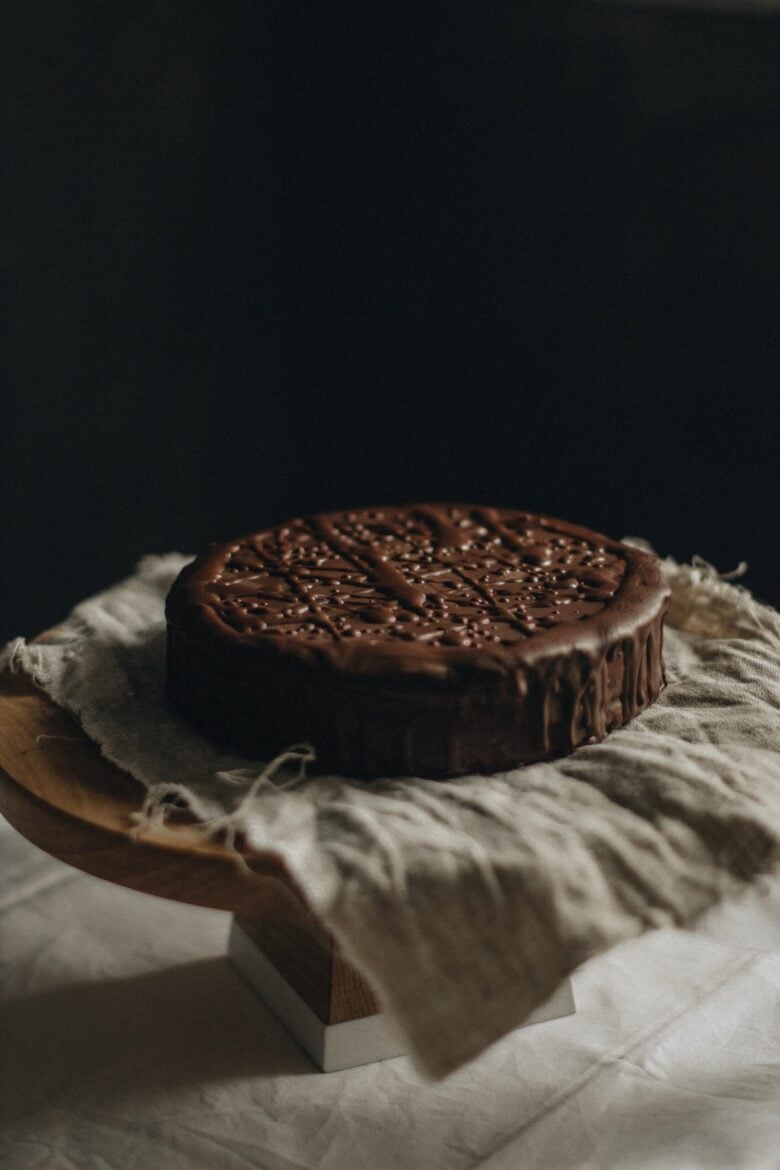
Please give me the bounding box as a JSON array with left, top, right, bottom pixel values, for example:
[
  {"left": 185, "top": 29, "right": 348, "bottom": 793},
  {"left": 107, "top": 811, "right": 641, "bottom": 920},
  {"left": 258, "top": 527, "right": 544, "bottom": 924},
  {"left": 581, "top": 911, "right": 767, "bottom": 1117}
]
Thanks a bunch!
[
  {"left": 2, "top": 548, "right": 780, "bottom": 1079},
  {"left": 3, "top": 814, "right": 780, "bottom": 1170}
]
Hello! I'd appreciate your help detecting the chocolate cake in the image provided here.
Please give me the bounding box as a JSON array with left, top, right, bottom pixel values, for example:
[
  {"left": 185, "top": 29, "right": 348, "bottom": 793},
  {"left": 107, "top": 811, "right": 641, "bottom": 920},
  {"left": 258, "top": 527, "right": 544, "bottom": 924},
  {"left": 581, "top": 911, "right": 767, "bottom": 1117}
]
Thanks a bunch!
[{"left": 165, "top": 505, "right": 669, "bottom": 777}]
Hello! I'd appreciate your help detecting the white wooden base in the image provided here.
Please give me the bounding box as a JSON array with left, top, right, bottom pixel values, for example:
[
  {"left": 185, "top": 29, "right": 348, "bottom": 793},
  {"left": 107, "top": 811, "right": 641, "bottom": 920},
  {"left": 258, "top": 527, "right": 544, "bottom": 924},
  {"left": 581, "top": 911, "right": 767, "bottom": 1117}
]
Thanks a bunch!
[{"left": 228, "top": 918, "right": 576, "bottom": 1072}]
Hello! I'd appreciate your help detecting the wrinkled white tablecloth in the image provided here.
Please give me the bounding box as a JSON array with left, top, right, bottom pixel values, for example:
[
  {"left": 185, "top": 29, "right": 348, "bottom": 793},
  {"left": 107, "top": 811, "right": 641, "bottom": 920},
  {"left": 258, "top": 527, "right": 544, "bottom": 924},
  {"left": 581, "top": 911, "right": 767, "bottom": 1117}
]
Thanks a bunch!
[{"left": 1, "top": 814, "right": 778, "bottom": 1170}]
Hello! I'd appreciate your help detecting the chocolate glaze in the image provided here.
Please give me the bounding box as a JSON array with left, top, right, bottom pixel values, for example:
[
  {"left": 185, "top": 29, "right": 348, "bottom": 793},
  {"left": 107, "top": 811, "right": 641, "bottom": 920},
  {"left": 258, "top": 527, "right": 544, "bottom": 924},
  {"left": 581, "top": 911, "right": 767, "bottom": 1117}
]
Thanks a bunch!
[{"left": 165, "top": 505, "right": 670, "bottom": 777}]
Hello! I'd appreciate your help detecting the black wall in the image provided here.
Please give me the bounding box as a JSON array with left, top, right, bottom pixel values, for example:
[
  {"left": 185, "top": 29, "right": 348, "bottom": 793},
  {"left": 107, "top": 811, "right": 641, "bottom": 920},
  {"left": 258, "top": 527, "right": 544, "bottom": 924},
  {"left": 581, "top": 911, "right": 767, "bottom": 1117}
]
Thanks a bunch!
[{"left": 3, "top": 1, "right": 779, "bottom": 641}]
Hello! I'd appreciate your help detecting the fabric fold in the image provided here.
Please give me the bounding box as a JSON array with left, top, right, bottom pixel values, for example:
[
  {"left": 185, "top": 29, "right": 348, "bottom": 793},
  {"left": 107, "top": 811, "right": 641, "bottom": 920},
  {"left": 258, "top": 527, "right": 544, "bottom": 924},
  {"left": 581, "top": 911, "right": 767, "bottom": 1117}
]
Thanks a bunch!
[{"left": 3, "top": 549, "right": 780, "bottom": 1078}]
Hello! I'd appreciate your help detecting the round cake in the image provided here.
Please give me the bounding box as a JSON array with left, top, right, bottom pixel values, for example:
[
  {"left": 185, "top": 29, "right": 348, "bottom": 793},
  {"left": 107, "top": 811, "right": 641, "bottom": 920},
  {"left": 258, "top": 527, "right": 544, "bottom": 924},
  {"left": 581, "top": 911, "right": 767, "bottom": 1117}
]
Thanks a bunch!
[{"left": 165, "top": 504, "right": 670, "bottom": 777}]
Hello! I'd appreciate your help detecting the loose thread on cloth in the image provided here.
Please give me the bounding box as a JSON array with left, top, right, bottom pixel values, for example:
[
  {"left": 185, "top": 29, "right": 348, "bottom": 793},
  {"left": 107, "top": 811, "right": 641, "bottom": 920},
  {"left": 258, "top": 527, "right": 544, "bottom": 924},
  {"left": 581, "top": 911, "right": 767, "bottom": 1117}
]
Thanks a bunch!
[
  {"left": 34, "top": 735, "right": 85, "bottom": 745},
  {"left": 21, "top": 734, "right": 86, "bottom": 757},
  {"left": 129, "top": 743, "right": 317, "bottom": 877},
  {"left": 1, "top": 638, "right": 26, "bottom": 674},
  {"left": 664, "top": 555, "right": 780, "bottom": 647}
]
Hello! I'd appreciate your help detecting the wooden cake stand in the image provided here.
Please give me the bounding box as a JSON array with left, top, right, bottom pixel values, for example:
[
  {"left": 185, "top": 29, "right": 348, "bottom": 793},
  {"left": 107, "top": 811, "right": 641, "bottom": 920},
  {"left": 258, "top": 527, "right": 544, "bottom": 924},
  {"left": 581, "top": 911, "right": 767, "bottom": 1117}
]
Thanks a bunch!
[{"left": 0, "top": 668, "right": 574, "bottom": 1071}]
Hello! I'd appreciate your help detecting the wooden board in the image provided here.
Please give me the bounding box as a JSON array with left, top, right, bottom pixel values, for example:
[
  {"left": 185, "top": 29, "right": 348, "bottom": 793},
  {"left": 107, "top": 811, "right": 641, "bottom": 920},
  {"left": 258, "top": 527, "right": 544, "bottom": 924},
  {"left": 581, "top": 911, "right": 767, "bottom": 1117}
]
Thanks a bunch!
[{"left": 0, "top": 667, "right": 378, "bottom": 1023}]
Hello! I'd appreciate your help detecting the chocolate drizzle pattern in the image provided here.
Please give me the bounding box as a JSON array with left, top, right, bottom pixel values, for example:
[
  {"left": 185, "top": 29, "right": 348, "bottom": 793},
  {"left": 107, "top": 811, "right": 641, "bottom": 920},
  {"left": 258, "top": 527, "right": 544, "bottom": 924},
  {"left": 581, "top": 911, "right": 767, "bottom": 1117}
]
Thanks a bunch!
[
  {"left": 201, "top": 505, "right": 627, "bottom": 650},
  {"left": 165, "top": 505, "right": 670, "bottom": 778}
]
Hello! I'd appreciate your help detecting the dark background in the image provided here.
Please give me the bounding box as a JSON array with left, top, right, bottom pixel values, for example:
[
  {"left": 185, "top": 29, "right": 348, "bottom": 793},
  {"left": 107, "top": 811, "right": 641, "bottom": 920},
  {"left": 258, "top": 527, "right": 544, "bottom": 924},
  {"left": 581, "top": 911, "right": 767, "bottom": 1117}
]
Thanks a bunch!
[{"left": 3, "top": 0, "right": 779, "bottom": 641}]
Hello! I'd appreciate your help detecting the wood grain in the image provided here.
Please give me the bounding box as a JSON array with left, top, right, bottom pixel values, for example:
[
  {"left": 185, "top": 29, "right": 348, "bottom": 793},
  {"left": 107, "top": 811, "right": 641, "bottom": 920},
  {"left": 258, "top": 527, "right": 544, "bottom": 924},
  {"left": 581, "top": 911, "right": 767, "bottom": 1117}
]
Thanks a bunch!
[{"left": 0, "top": 667, "right": 378, "bottom": 1022}]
